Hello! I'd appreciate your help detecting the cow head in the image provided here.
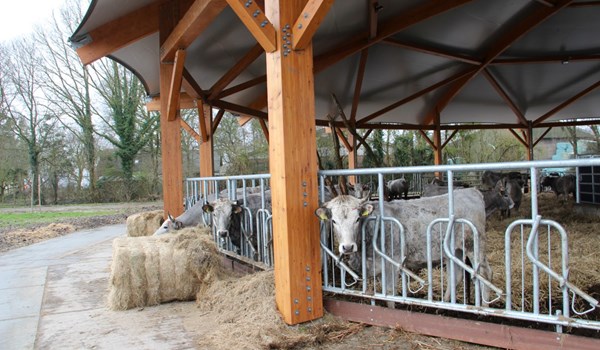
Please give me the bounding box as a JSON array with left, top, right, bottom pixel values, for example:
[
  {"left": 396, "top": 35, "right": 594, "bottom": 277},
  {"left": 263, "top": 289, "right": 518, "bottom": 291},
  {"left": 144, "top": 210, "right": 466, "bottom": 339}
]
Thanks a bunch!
[
  {"left": 203, "top": 199, "right": 243, "bottom": 239},
  {"left": 152, "top": 213, "right": 184, "bottom": 235},
  {"left": 315, "top": 194, "right": 373, "bottom": 255}
]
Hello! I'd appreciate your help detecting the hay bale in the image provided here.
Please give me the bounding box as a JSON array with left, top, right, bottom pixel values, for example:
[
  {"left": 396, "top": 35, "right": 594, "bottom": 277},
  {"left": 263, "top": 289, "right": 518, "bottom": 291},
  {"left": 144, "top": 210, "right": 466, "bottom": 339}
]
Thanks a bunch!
[
  {"left": 108, "top": 227, "right": 223, "bottom": 310},
  {"left": 125, "top": 210, "right": 164, "bottom": 237}
]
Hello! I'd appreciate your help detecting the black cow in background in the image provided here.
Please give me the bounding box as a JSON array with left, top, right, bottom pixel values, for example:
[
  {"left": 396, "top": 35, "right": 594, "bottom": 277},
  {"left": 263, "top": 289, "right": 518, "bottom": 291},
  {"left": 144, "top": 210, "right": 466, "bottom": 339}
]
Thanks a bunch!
[{"left": 541, "top": 174, "right": 576, "bottom": 201}]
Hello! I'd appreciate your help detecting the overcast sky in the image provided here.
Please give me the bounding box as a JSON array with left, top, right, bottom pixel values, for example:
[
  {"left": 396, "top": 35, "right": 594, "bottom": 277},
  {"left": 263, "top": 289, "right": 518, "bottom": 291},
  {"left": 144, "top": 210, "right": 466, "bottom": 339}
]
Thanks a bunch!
[{"left": 0, "top": 0, "right": 66, "bottom": 42}]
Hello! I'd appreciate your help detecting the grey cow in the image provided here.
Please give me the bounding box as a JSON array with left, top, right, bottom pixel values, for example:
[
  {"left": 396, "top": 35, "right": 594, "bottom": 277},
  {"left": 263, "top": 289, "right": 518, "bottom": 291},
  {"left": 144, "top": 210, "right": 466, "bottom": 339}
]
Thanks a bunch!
[
  {"left": 152, "top": 200, "right": 207, "bottom": 235},
  {"left": 315, "top": 188, "right": 493, "bottom": 304},
  {"left": 202, "top": 192, "right": 272, "bottom": 254},
  {"left": 386, "top": 177, "right": 409, "bottom": 200}
]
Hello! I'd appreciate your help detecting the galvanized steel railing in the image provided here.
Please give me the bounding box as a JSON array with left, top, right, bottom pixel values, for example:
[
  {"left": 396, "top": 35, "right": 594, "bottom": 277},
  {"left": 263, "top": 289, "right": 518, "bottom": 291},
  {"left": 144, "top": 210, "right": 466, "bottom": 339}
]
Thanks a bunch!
[
  {"left": 318, "top": 158, "right": 600, "bottom": 333},
  {"left": 186, "top": 158, "right": 600, "bottom": 333}
]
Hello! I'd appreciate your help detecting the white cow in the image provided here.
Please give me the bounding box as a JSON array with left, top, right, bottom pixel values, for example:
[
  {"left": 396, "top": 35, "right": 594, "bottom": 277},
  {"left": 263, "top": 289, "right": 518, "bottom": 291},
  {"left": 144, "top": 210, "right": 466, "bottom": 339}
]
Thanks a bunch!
[
  {"left": 315, "top": 188, "right": 493, "bottom": 303},
  {"left": 152, "top": 200, "right": 206, "bottom": 235}
]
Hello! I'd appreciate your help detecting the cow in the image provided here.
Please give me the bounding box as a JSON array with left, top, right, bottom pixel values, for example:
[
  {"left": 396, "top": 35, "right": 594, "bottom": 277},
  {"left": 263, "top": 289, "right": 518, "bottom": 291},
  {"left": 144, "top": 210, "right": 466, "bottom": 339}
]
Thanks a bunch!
[
  {"left": 315, "top": 188, "right": 493, "bottom": 304},
  {"left": 422, "top": 179, "right": 512, "bottom": 219},
  {"left": 387, "top": 177, "right": 409, "bottom": 200},
  {"left": 202, "top": 192, "right": 272, "bottom": 254},
  {"left": 481, "top": 170, "right": 525, "bottom": 190},
  {"left": 541, "top": 174, "right": 576, "bottom": 201},
  {"left": 202, "top": 198, "right": 245, "bottom": 250},
  {"left": 501, "top": 177, "right": 522, "bottom": 217},
  {"left": 152, "top": 200, "right": 207, "bottom": 235},
  {"left": 479, "top": 181, "right": 514, "bottom": 219},
  {"left": 421, "top": 178, "right": 465, "bottom": 197}
]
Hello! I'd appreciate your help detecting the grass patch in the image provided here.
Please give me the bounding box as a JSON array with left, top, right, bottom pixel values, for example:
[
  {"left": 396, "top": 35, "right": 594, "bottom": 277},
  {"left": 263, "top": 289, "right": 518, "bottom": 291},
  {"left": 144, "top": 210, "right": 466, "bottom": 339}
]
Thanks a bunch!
[{"left": 0, "top": 210, "right": 115, "bottom": 229}]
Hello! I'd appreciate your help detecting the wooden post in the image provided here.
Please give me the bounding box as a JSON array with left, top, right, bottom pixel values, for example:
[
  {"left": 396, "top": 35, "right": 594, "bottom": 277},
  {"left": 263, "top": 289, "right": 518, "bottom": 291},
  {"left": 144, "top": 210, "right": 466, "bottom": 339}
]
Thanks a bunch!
[
  {"left": 348, "top": 132, "right": 357, "bottom": 185},
  {"left": 265, "top": 0, "right": 324, "bottom": 325},
  {"left": 198, "top": 100, "right": 214, "bottom": 177},
  {"left": 159, "top": 1, "right": 184, "bottom": 217}
]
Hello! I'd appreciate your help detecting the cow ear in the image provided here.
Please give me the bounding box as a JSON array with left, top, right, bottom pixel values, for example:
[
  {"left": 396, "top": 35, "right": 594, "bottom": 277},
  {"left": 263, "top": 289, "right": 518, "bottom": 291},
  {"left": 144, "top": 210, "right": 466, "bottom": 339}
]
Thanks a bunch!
[
  {"left": 159, "top": 217, "right": 165, "bottom": 225},
  {"left": 202, "top": 204, "right": 213, "bottom": 213},
  {"left": 359, "top": 204, "right": 374, "bottom": 217},
  {"left": 315, "top": 207, "right": 331, "bottom": 221},
  {"left": 233, "top": 205, "right": 243, "bottom": 214}
]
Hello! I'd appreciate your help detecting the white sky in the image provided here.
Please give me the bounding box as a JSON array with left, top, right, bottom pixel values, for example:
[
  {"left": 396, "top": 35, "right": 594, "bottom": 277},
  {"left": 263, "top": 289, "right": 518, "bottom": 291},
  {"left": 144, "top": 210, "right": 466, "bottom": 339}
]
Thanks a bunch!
[{"left": 0, "top": 0, "right": 66, "bottom": 42}]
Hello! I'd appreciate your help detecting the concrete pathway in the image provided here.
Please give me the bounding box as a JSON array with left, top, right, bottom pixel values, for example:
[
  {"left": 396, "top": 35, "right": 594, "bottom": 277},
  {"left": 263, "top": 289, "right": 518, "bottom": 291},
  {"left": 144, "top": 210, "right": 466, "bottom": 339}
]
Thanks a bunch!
[{"left": 0, "top": 225, "right": 200, "bottom": 350}]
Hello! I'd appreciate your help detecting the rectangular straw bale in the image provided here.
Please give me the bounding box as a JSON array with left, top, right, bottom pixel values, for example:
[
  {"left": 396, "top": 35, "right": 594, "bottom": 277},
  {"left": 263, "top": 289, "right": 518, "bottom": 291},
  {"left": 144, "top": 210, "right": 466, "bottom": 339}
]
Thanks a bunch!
[
  {"left": 108, "top": 227, "right": 221, "bottom": 310},
  {"left": 126, "top": 210, "right": 164, "bottom": 237}
]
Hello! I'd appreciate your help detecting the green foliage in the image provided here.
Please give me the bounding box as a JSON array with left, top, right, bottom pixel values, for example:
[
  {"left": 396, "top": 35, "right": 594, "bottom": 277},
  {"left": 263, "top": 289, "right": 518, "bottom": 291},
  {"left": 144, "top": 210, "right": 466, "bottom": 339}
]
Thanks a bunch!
[
  {"left": 363, "top": 130, "right": 385, "bottom": 168},
  {"left": 444, "top": 130, "right": 525, "bottom": 164}
]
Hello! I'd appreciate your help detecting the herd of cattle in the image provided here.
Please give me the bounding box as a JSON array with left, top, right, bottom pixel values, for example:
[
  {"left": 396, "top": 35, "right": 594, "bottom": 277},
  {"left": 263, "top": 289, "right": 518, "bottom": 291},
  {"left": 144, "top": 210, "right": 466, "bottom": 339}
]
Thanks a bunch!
[{"left": 149, "top": 170, "right": 577, "bottom": 304}]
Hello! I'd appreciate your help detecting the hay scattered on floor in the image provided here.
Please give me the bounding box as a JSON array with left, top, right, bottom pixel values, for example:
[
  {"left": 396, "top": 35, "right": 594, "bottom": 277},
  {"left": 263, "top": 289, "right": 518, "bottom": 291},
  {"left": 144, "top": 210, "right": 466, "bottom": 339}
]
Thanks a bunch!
[
  {"left": 2, "top": 223, "right": 76, "bottom": 244},
  {"left": 485, "top": 192, "right": 600, "bottom": 314},
  {"left": 195, "top": 270, "right": 363, "bottom": 349},
  {"left": 125, "top": 209, "right": 164, "bottom": 237},
  {"left": 108, "top": 227, "right": 223, "bottom": 310}
]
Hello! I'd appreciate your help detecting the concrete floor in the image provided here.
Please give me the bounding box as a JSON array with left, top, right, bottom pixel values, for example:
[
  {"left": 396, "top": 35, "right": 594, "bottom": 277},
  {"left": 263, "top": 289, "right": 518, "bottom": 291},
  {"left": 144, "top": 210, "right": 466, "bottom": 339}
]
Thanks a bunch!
[{"left": 0, "top": 224, "right": 200, "bottom": 350}]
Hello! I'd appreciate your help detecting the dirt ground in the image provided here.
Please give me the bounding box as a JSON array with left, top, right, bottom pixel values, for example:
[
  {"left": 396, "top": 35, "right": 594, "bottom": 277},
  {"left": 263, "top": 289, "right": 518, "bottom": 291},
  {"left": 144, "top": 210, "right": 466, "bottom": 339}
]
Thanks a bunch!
[{"left": 0, "top": 201, "right": 501, "bottom": 349}]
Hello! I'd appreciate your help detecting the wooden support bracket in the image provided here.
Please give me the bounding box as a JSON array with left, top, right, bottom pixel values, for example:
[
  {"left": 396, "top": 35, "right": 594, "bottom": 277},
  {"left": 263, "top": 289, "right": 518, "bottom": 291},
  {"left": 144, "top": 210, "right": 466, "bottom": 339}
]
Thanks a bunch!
[{"left": 226, "top": 0, "right": 277, "bottom": 52}]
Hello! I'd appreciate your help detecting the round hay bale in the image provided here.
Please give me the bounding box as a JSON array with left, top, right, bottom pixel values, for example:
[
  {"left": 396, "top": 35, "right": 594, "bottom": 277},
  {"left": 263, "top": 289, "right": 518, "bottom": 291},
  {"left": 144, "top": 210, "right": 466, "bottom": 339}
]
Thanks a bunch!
[
  {"left": 125, "top": 210, "right": 164, "bottom": 237},
  {"left": 107, "top": 226, "right": 223, "bottom": 310}
]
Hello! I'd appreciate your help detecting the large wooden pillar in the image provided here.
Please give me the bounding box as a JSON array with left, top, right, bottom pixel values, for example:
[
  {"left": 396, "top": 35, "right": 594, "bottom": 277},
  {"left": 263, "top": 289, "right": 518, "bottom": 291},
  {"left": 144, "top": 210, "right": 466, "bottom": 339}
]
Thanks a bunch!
[
  {"left": 198, "top": 100, "right": 214, "bottom": 177},
  {"left": 159, "top": 1, "right": 184, "bottom": 217},
  {"left": 265, "top": 0, "right": 324, "bottom": 325}
]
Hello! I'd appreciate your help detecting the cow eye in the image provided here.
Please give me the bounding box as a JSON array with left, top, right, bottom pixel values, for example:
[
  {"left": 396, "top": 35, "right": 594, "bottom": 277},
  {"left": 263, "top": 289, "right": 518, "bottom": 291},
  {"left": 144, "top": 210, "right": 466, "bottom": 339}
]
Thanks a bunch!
[
  {"left": 332, "top": 219, "right": 337, "bottom": 225},
  {"left": 355, "top": 217, "right": 360, "bottom": 223}
]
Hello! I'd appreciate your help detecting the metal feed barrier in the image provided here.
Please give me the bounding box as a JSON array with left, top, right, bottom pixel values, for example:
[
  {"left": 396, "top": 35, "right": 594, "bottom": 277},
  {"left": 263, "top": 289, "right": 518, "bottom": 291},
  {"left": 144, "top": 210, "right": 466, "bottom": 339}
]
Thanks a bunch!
[
  {"left": 318, "top": 158, "right": 600, "bottom": 334},
  {"left": 185, "top": 174, "right": 273, "bottom": 265},
  {"left": 185, "top": 158, "right": 600, "bottom": 334}
]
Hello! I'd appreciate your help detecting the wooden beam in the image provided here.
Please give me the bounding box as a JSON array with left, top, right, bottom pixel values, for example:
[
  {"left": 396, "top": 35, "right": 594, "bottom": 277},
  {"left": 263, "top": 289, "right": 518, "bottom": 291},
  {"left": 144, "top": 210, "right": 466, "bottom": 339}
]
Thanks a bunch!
[
  {"left": 325, "top": 299, "right": 600, "bottom": 350},
  {"left": 211, "top": 99, "right": 269, "bottom": 119},
  {"left": 350, "top": 49, "right": 369, "bottom": 122},
  {"left": 161, "top": 0, "right": 228, "bottom": 62},
  {"left": 335, "top": 128, "right": 352, "bottom": 151},
  {"left": 146, "top": 93, "right": 197, "bottom": 111},
  {"left": 358, "top": 67, "right": 476, "bottom": 125},
  {"left": 418, "top": 130, "right": 436, "bottom": 149},
  {"left": 74, "top": 2, "right": 160, "bottom": 65},
  {"left": 182, "top": 68, "right": 208, "bottom": 100},
  {"left": 159, "top": 1, "right": 185, "bottom": 218},
  {"left": 219, "top": 0, "right": 474, "bottom": 98},
  {"left": 291, "top": 0, "right": 334, "bottom": 50},
  {"left": 441, "top": 129, "right": 458, "bottom": 148},
  {"left": 212, "top": 108, "right": 225, "bottom": 134},
  {"left": 237, "top": 93, "right": 269, "bottom": 126},
  {"left": 167, "top": 49, "right": 187, "bottom": 121},
  {"left": 198, "top": 101, "right": 209, "bottom": 142},
  {"left": 509, "top": 128, "right": 528, "bottom": 147},
  {"left": 382, "top": 38, "right": 481, "bottom": 65},
  {"left": 198, "top": 100, "right": 214, "bottom": 177},
  {"left": 368, "top": 0, "right": 380, "bottom": 39},
  {"left": 314, "top": 0, "right": 474, "bottom": 73},
  {"left": 423, "top": 0, "right": 573, "bottom": 125},
  {"left": 180, "top": 118, "right": 201, "bottom": 141},
  {"left": 259, "top": 118, "right": 270, "bottom": 143},
  {"left": 482, "top": 69, "right": 528, "bottom": 125},
  {"left": 533, "top": 79, "right": 600, "bottom": 126},
  {"left": 226, "top": 0, "right": 277, "bottom": 52},
  {"left": 208, "top": 44, "right": 264, "bottom": 100},
  {"left": 532, "top": 127, "right": 552, "bottom": 148},
  {"left": 265, "top": 0, "right": 323, "bottom": 325}
]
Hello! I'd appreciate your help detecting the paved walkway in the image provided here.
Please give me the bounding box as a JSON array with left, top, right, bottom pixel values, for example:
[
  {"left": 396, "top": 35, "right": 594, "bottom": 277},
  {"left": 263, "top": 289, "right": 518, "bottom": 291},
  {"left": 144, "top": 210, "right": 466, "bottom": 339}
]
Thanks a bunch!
[{"left": 0, "top": 225, "right": 199, "bottom": 350}]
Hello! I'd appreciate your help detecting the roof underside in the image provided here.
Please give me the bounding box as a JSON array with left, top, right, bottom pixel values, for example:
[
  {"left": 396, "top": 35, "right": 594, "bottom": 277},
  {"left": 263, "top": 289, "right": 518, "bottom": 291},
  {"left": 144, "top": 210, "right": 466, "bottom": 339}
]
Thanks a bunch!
[{"left": 71, "top": 0, "right": 600, "bottom": 130}]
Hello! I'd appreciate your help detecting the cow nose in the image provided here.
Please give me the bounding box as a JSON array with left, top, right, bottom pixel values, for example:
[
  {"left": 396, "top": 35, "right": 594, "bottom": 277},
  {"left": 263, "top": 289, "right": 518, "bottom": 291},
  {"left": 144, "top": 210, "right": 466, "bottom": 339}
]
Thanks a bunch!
[
  {"left": 340, "top": 243, "right": 357, "bottom": 254},
  {"left": 217, "top": 230, "right": 228, "bottom": 237}
]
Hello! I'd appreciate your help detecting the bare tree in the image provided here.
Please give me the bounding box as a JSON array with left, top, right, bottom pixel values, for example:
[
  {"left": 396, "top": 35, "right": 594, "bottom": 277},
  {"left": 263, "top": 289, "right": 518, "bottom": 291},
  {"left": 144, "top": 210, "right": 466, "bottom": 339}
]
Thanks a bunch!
[
  {"left": 36, "top": 0, "right": 99, "bottom": 200},
  {"left": 0, "top": 38, "right": 57, "bottom": 205}
]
